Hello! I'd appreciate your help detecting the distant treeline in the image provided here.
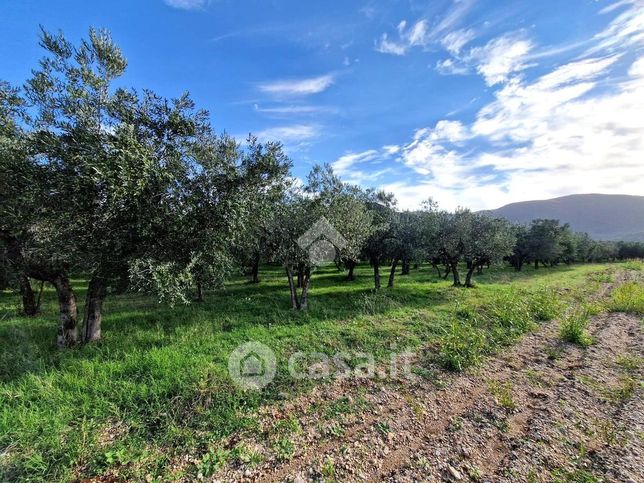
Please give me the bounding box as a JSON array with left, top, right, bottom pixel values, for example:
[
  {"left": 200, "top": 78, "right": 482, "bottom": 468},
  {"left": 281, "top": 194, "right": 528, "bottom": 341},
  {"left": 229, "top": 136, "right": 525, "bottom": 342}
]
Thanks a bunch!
[{"left": 1, "top": 28, "right": 642, "bottom": 348}]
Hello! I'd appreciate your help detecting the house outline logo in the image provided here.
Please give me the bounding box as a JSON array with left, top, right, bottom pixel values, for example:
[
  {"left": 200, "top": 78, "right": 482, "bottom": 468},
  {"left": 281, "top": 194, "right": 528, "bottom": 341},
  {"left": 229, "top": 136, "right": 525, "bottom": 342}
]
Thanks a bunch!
[
  {"left": 228, "top": 341, "right": 276, "bottom": 390},
  {"left": 297, "top": 216, "right": 347, "bottom": 265}
]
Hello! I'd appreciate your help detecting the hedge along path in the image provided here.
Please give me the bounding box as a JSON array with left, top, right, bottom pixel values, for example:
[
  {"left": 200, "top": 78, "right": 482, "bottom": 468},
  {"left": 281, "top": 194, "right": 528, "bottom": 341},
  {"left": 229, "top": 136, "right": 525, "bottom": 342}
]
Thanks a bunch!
[{"left": 203, "top": 269, "right": 643, "bottom": 482}]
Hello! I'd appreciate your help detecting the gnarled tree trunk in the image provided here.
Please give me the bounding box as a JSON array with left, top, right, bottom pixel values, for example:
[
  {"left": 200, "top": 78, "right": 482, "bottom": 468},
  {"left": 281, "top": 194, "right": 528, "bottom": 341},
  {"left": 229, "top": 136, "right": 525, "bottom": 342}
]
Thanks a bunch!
[
  {"left": 465, "top": 263, "right": 477, "bottom": 287},
  {"left": 52, "top": 275, "right": 79, "bottom": 347},
  {"left": 451, "top": 262, "right": 461, "bottom": 287},
  {"left": 250, "top": 254, "right": 260, "bottom": 283},
  {"left": 372, "top": 258, "right": 381, "bottom": 290},
  {"left": 401, "top": 258, "right": 410, "bottom": 275},
  {"left": 285, "top": 265, "right": 311, "bottom": 310},
  {"left": 82, "top": 274, "right": 106, "bottom": 343},
  {"left": 346, "top": 259, "right": 356, "bottom": 281},
  {"left": 19, "top": 274, "right": 38, "bottom": 316},
  {"left": 387, "top": 258, "right": 399, "bottom": 288}
]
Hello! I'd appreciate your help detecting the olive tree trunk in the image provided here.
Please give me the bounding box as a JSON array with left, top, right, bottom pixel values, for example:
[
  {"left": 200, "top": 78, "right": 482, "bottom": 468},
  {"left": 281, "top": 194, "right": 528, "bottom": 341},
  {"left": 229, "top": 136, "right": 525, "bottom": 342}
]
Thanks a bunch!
[
  {"left": 346, "top": 259, "right": 356, "bottom": 281},
  {"left": 52, "top": 275, "right": 79, "bottom": 347},
  {"left": 387, "top": 258, "right": 399, "bottom": 288},
  {"left": 19, "top": 274, "right": 38, "bottom": 316},
  {"left": 372, "top": 258, "right": 381, "bottom": 290},
  {"left": 250, "top": 254, "right": 260, "bottom": 283},
  {"left": 82, "top": 274, "right": 106, "bottom": 343},
  {"left": 285, "top": 265, "right": 311, "bottom": 310},
  {"left": 451, "top": 262, "right": 461, "bottom": 286}
]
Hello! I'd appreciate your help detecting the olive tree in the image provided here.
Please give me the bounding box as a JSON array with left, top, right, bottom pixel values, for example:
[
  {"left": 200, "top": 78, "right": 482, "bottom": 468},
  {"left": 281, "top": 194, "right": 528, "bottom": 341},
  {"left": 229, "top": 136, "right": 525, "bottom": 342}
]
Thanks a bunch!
[{"left": 462, "top": 215, "right": 515, "bottom": 287}]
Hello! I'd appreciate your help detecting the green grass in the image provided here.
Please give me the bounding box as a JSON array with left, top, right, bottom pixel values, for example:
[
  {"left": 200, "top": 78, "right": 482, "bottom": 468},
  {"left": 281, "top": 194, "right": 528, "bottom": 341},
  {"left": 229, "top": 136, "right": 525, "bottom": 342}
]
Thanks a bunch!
[
  {"left": 560, "top": 309, "right": 593, "bottom": 347},
  {"left": 0, "top": 262, "right": 623, "bottom": 481},
  {"left": 609, "top": 281, "right": 644, "bottom": 314}
]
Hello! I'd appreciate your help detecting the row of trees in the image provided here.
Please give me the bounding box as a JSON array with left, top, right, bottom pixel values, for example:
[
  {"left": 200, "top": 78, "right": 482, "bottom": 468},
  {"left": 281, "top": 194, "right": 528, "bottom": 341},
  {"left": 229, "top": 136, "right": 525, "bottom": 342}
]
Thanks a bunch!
[{"left": 1, "top": 28, "right": 642, "bottom": 348}]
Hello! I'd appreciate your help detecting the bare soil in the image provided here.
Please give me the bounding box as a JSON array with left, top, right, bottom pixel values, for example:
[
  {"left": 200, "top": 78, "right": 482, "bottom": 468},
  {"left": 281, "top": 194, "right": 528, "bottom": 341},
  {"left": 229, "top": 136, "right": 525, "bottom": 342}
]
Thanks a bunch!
[{"left": 212, "top": 280, "right": 643, "bottom": 482}]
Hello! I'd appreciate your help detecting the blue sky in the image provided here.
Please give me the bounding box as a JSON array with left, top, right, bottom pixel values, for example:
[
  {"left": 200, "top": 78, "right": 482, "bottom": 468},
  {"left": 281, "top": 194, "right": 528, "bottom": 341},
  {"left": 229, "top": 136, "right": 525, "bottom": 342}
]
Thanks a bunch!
[{"left": 2, "top": 0, "right": 643, "bottom": 210}]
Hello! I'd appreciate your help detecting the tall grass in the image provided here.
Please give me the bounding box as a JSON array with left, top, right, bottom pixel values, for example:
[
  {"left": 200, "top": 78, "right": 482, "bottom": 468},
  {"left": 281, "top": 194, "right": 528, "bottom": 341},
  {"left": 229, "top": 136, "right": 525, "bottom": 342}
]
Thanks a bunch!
[
  {"left": 609, "top": 282, "right": 644, "bottom": 314},
  {"left": 560, "top": 309, "right": 592, "bottom": 347},
  {"left": 435, "top": 287, "right": 564, "bottom": 371}
]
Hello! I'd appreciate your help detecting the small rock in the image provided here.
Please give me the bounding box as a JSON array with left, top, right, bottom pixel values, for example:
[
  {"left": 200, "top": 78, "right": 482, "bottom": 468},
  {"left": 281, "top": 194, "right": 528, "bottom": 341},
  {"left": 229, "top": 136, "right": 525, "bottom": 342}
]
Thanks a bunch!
[{"left": 448, "top": 464, "right": 463, "bottom": 480}]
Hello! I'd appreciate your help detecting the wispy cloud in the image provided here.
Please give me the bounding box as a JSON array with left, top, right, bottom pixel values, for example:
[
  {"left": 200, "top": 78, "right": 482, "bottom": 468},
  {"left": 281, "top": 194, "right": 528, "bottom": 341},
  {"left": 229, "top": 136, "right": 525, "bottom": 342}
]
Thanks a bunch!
[
  {"left": 332, "top": 149, "right": 380, "bottom": 176},
  {"left": 258, "top": 75, "right": 335, "bottom": 97},
  {"left": 164, "top": 0, "right": 207, "bottom": 11},
  {"left": 467, "top": 34, "right": 534, "bottom": 86},
  {"left": 330, "top": 145, "right": 401, "bottom": 183},
  {"left": 253, "top": 104, "right": 337, "bottom": 116},
  {"left": 589, "top": 0, "right": 644, "bottom": 53},
  {"left": 436, "top": 58, "right": 469, "bottom": 75},
  {"left": 255, "top": 124, "right": 320, "bottom": 143},
  {"left": 441, "top": 28, "right": 476, "bottom": 55},
  {"left": 375, "top": 0, "right": 475, "bottom": 56},
  {"left": 388, "top": 50, "right": 643, "bottom": 210}
]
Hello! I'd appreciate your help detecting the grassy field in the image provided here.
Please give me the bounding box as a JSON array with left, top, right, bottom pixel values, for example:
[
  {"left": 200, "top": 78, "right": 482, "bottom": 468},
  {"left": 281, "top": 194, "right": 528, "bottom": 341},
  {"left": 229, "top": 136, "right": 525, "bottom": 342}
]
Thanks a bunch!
[{"left": 0, "top": 261, "right": 639, "bottom": 481}]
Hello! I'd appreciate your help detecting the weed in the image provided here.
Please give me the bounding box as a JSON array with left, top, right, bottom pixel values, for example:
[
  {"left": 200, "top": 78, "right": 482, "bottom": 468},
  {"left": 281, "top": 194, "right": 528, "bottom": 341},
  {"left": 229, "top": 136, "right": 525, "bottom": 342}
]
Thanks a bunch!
[
  {"left": 447, "top": 416, "right": 463, "bottom": 432},
  {"left": 545, "top": 344, "right": 563, "bottom": 360},
  {"left": 403, "top": 393, "right": 425, "bottom": 417},
  {"left": 551, "top": 468, "right": 599, "bottom": 483},
  {"left": 487, "top": 380, "right": 517, "bottom": 410},
  {"left": 524, "top": 369, "right": 550, "bottom": 387},
  {"left": 587, "top": 271, "right": 614, "bottom": 283},
  {"left": 374, "top": 421, "right": 391, "bottom": 436},
  {"left": 272, "top": 437, "right": 295, "bottom": 461},
  {"left": 196, "top": 448, "right": 229, "bottom": 478},
  {"left": 435, "top": 320, "right": 485, "bottom": 371},
  {"left": 321, "top": 457, "right": 335, "bottom": 479},
  {"left": 612, "top": 377, "right": 637, "bottom": 403},
  {"left": 615, "top": 354, "right": 642, "bottom": 372},
  {"left": 231, "top": 443, "right": 263, "bottom": 467},
  {"left": 416, "top": 456, "right": 431, "bottom": 471},
  {"left": 326, "top": 422, "right": 344, "bottom": 437},
  {"left": 467, "top": 465, "right": 482, "bottom": 481},
  {"left": 609, "top": 282, "right": 644, "bottom": 314},
  {"left": 355, "top": 291, "right": 400, "bottom": 315},
  {"left": 527, "top": 288, "right": 563, "bottom": 321},
  {"left": 594, "top": 419, "right": 621, "bottom": 447},
  {"left": 560, "top": 309, "right": 592, "bottom": 347},
  {"left": 623, "top": 260, "right": 643, "bottom": 271},
  {"left": 273, "top": 415, "right": 301, "bottom": 435}
]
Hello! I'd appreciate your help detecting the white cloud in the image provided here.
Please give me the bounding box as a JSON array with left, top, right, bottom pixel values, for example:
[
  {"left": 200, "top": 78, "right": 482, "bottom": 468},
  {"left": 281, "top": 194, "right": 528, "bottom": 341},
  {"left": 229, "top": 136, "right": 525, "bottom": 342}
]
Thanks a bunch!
[
  {"left": 332, "top": 150, "right": 379, "bottom": 176},
  {"left": 330, "top": 147, "right": 400, "bottom": 183},
  {"left": 258, "top": 75, "right": 334, "bottom": 96},
  {"left": 435, "top": 58, "right": 469, "bottom": 75},
  {"left": 589, "top": 0, "right": 644, "bottom": 53},
  {"left": 441, "top": 28, "right": 476, "bottom": 55},
  {"left": 256, "top": 124, "right": 319, "bottom": 143},
  {"left": 382, "top": 144, "right": 400, "bottom": 155},
  {"left": 375, "top": 0, "right": 475, "bottom": 56},
  {"left": 254, "top": 104, "right": 335, "bottom": 115},
  {"left": 164, "top": 0, "right": 207, "bottom": 10},
  {"left": 383, "top": 52, "right": 644, "bottom": 210},
  {"left": 467, "top": 34, "right": 534, "bottom": 86}
]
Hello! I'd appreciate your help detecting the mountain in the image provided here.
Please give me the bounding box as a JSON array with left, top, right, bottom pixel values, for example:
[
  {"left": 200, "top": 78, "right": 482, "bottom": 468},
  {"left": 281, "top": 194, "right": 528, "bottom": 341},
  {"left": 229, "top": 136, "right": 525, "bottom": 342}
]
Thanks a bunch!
[{"left": 485, "top": 194, "right": 644, "bottom": 241}]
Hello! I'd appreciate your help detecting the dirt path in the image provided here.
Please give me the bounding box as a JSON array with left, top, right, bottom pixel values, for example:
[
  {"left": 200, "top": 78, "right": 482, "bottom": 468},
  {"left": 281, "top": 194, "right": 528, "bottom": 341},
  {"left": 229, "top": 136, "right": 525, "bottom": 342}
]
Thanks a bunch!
[{"left": 214, "top": 290, "right": 643, "bottom": 482}]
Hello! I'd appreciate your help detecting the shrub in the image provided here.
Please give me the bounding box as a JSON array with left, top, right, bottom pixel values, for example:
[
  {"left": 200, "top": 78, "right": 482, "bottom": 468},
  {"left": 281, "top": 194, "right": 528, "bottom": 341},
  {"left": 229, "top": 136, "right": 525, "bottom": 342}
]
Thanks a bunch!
[
  {"left": 609, "top": 282, "right": 644, "bottom": 314},
  {"left": 560, "top": 309, "right": 592, "bottom": 347}
]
